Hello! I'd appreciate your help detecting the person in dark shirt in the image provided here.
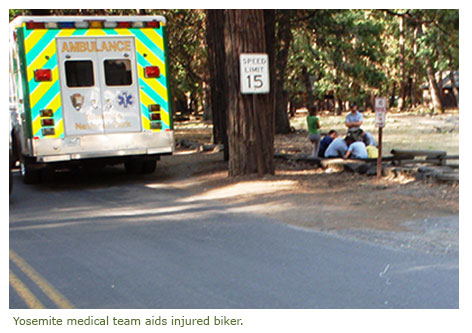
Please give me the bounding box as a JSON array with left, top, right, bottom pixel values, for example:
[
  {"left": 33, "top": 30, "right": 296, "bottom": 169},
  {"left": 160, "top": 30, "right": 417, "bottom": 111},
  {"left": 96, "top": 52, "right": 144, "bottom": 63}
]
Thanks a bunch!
[{"left": 319, "top": 130, "right": 338, "bottom": 158}]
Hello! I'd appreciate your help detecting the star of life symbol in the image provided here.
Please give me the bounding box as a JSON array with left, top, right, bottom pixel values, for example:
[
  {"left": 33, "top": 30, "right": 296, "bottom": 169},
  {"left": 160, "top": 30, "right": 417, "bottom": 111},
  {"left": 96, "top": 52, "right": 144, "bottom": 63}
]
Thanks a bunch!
[{"left": 117, "top": 92, "right": 134, "bottom": 108}]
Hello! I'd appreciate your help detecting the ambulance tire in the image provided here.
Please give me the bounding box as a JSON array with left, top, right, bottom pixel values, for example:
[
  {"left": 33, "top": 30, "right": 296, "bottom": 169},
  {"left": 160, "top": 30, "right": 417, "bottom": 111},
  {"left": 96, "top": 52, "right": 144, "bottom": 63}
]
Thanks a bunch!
[
  {"left": 20, "top": 158, "right": 41, "bottom": 184},
  {"left": 124, "top": 160, "right": 143, "bottom": 174},
  {"left": 141, "top": 160, "right": 156, "bottom": 174}
]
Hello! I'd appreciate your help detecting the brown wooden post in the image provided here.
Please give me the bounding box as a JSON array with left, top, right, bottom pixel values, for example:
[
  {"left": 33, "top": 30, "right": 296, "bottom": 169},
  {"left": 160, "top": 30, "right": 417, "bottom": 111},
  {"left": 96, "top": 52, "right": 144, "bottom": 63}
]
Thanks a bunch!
[{"left": 377, "top": 127, "right": 383, "bottom": 179}]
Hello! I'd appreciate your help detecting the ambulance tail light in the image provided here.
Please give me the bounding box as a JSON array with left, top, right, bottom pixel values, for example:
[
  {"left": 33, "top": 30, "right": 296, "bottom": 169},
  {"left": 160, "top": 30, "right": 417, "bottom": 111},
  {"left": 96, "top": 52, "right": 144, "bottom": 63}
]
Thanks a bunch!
[
  {"left": 41, "top": 118, "right": 55, "bottom": 127},
  {"left": 150, "top": 113, "right": 161, "bottom": 121},
  {"left": 40, "top": 109, "right": 54, "bottom": 117},
  {"left": 145, "top": 66, "right": 160, "bottom": 78},
  {"left": 34, "top": 69, "right": 52, "bottom": 82},
  {"left": 148, "top": 104, "right": 161, "bottom": 112},
  {"left": 42, "top": 128, "right": 55, "bottom": 136}
]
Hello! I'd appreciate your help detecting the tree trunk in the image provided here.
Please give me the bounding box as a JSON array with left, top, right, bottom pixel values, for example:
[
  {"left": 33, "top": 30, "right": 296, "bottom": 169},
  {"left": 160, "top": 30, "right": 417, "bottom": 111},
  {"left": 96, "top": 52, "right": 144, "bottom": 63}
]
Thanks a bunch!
[
  {"left": 398, "top": 15, "right": 407, "bottom": 110},
  {"left": 224, "top": 9, "right": 275, "bottom": 176},
  {"left": 389, "top": 81, "right": 396, "bottom": 108},
  {"left": 421, "top": 23, "right": 444, "bottom": 113},
  {"left": 302, "top": 65, "right": 315, "bottom": 113},
  {"left": 448, "top": 58, "right": 459, "bottom": 107},
  {"left": 206, "top": 9, "right": 229, "bottom": 160},
  {"left": 411, "top": 25, "right": 420, "bottom": 108},
  {"left": 425, "top": 59, "right": 444, "bottom": 113},
  {"left": 273, "top": 10, "right": 292, "bottom": 134}
]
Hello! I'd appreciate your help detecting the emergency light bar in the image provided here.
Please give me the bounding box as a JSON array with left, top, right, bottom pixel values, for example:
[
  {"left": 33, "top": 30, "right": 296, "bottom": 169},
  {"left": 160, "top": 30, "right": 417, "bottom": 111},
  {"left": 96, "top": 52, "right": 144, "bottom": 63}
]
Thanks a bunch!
[{"left": 10, "top": 15, "right": 166, "bottom": 31}]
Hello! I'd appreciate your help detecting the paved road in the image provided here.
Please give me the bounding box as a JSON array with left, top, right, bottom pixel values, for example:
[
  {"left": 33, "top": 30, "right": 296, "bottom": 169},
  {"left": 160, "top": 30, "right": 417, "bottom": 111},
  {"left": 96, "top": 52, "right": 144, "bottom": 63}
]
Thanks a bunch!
[{"left": 9, "top": 166, "right": 458, "bottom": 309}]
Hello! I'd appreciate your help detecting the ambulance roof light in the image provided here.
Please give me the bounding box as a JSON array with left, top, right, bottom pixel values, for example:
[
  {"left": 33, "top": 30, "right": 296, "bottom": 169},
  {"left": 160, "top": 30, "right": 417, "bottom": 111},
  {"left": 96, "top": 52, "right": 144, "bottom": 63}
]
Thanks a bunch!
[
  {"left": 58, "top": 22, "right": 75, "bottom": 29},
  {"left": 117, "top": 22, "right": 132, "bottom": 28},
  {"left": 74, "top": 21, "right": 89, "bottom": 29},
  {"left": 146, "top": 21, "right": 160, "bottom": 28},
  {"left": 26, "top": 21, "right": 44, "bottom": 29},
  {"left": 89, "top": 21, "right": 104, "bottom": 29}
]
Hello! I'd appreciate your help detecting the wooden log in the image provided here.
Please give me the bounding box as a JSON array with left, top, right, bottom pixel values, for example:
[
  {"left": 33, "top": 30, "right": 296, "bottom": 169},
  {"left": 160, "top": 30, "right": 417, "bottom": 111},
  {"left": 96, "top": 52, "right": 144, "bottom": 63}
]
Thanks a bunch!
[
  {"left": 439, "top": 155, "right": 459, "bottom": 160},
  {"left": 392, "top": 159, "right": 442, "bottom": 166},
  {"left": 391, "top": 149, "right": 447, "bottom": 157}
]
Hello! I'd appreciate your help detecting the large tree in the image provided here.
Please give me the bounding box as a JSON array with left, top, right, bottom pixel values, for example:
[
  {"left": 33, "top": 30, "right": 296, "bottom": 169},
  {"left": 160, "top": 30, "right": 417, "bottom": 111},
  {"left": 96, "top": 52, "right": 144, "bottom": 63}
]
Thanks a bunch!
[
  {"left": 206, "top": 10, "right": 229, "bottom": 160},
  {"left": 223, "top": 10, "right": 275, "bottom": 176}
]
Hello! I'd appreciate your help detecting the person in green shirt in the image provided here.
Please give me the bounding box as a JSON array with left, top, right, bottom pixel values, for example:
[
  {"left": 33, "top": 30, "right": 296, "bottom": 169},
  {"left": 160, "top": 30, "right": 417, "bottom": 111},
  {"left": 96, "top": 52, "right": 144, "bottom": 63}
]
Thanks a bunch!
[{"left": 306, "top": 108, "right": 321, "bottom": 157}]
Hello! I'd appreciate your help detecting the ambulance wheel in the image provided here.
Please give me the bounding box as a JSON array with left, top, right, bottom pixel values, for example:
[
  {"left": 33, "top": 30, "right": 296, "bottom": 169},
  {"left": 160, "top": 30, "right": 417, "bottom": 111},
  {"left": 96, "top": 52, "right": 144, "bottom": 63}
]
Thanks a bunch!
[
  {"left": 124, "top": 160, "right": 143, "bottom": 174},
  {"left": 20, "top": 159, "right": 41, "bottom": 184},
  {"left": 141, "top": 160, "right": 156, "bottom": 174}
]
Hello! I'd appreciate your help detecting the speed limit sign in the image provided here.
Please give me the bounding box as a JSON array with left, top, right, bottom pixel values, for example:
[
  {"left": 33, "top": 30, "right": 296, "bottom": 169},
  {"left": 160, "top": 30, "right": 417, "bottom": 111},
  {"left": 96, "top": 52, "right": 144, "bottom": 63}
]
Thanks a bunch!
[{"left": 240, "top": 53, "right": 270, "bottom": 94}]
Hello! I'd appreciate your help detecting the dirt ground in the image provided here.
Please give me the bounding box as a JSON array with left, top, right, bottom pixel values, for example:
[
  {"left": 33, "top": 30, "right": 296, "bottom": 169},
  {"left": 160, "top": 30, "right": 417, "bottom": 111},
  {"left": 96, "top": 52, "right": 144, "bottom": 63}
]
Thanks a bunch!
[
  {"left": 159, "top": 150, "right": 458, "bottom": 234},
  {"left": 164, "top": 112, "right": 459, "bottom": 235}
]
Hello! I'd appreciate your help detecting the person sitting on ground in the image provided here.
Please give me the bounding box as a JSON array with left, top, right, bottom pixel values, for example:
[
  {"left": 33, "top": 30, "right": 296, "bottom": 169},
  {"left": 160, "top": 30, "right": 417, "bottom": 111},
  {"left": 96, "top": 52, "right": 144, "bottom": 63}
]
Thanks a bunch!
[
  {"left": 344, "top": 139, "right": 368, "bottom": 159},
  {"left": 306, "top": 107, "right": 321, "bottom": 158},
  {"left": 324, "top": 136, "right": 353, "bottom": 158},
  {"left": 345, "top": 102, "right": 363, "bottom": 140},
  {"left": 318, "top": 130, "right": 338, "bottom": 158}
]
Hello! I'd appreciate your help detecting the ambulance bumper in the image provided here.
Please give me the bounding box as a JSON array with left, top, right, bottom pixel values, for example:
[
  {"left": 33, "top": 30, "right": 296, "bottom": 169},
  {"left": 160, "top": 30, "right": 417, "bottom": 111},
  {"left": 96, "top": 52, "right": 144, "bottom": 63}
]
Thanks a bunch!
[{"left": 32, "top": 131, "right": 175, "bottom": 163}]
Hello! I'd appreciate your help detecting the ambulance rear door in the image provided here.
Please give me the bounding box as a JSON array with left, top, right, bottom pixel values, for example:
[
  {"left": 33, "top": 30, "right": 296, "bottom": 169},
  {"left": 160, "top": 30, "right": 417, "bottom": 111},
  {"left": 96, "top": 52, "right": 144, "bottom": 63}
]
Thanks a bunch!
[
  {"left": 97, "top": 36, "right": 142, "bottom": 134},
  {"left": 57, "top": 36, "right": 142, "bottom": 137}
]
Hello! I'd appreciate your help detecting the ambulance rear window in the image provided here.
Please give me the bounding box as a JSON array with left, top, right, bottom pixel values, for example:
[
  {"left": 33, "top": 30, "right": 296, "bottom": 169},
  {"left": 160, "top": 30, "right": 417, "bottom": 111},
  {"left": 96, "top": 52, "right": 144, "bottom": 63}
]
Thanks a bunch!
[
  {"left": 104, "top": 59, "right": 132, "bottom": 86},
  {"left": 65, "top": 60, "right": 95, "bottom": 87}
]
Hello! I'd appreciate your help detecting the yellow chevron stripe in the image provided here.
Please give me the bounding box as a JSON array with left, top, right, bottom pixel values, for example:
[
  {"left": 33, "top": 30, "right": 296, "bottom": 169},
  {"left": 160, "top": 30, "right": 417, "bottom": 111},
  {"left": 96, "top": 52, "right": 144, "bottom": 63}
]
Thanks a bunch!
[
  {"left": 25, "top": 29, "right": 48, "bottom": 54},
  {"left": 136, "top": 40, "right": 166, "bottom": 77},
  {"left": 113, "top": 29, "right": 166, "bottom": 77},
  {"left": 32, "top": 117, "right": 41, "bottom": 136},
  {"left": 142, "top": 114, "right": 150, "bottom": 130},
  {"left": 140, "top": 29, "right": 164, "bottom": 53},
  {"left": 85, "top": 29, "right": 107, "bottom": 36},
  {"left": 137, "top": 65, "right": 168, "bottom": 103},
  {"left": 26, "top": 30, "right": 76, "bottom": 81},
  {"left": 53, "top": 119, "right": 64, "bottom": 138}
]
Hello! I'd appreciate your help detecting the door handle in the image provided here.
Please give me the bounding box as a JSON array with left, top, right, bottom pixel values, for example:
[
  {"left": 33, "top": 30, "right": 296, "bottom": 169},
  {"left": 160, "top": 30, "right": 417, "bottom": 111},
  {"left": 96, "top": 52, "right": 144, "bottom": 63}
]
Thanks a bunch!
[
  {"left": 105, "top": 99, "right": 112, "bottom": 110},
  {"left": 91, "top": 99, "right": 99, "bottom": 109}
]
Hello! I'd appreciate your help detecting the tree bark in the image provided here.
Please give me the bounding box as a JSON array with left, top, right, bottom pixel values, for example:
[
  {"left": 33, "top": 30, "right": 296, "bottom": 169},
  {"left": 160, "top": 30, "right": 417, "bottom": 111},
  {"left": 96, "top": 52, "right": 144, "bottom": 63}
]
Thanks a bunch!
[
  {"left": 448, "top": 57, "right": 458, "bottom": 107},
  {"left": 421, "top": 23, "right": 444, "bottom": 113},
  {"left": 273, "top": 10, "right": 292, "bottom": 134},
  {"left": 302, "top": 65, "right": 315, "bottom": 113},
  {"left": 398, "top": 15, "right": 407, "bottom": 110},
  {"left": 206, "top": 9, "right": 229, "bottom": 160},
  {"left": 425, "top": 58, "right": 444, "bottom": 113},
  {"left": 224, "top": 9, "right": 275, "bottom": 176}
]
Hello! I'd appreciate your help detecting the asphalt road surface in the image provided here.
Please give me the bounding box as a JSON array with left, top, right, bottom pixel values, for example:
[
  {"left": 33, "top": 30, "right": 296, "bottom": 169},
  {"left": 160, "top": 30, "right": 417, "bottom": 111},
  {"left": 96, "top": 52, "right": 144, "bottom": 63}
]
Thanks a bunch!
[{"left": 9, "top": 166, "right": 458, "bottom": 309}]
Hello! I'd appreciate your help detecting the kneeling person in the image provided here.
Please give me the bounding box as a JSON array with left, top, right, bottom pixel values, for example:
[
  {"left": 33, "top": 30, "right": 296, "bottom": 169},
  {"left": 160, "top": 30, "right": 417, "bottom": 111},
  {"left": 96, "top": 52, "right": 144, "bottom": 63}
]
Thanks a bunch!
[
  {"left": 344, "top": 140, "right": 368, "bottom": 159},
  {"left": 324, "top": 136, "right": 352, "bottom": 158}
]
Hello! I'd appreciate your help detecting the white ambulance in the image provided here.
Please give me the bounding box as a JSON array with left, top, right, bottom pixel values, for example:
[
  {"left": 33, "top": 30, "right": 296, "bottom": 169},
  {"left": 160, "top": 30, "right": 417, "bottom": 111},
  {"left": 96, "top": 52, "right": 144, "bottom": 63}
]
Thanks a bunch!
[{"left": 9, "top": 16, "right": 175, "bottom": 183}]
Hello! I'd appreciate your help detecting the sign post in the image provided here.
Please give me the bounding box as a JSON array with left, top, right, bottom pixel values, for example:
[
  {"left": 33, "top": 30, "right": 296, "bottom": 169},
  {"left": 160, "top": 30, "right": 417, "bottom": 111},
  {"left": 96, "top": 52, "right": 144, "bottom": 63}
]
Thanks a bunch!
[{"left": 375, "top": 97, "right": 387, "bottom": 179}]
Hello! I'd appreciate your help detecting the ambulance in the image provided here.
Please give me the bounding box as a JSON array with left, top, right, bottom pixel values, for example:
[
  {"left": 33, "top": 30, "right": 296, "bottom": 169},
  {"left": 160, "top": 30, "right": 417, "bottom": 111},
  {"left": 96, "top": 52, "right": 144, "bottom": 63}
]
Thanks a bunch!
[{"left": 9, "top": 15, "right": 174, "bottom": 183}]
